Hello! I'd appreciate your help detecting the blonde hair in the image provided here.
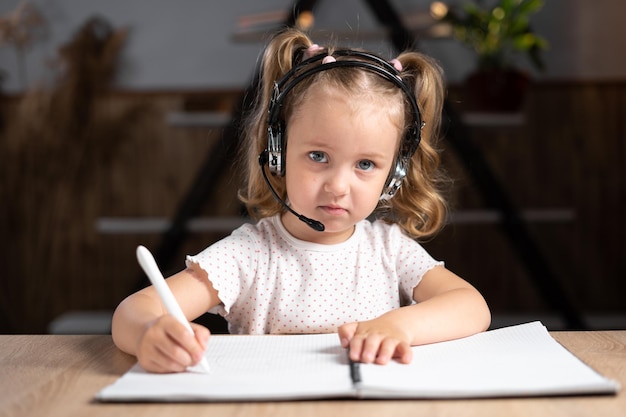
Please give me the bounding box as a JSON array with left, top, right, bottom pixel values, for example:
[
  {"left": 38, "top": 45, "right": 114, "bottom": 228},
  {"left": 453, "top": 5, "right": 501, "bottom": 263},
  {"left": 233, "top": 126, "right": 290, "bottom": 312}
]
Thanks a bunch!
[{"left": 239, "top": 28, "right": 448, "bottom": 240}]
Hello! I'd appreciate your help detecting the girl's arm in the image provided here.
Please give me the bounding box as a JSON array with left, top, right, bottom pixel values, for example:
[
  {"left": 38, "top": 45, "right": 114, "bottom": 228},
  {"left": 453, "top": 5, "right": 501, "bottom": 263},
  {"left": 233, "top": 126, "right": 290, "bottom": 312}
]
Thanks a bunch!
[
  {"left": 338, "top": 266, "right": 491, "bottom": 364},
  {"left": 111, "top": 264, "right": 221, "bottom": 373}
]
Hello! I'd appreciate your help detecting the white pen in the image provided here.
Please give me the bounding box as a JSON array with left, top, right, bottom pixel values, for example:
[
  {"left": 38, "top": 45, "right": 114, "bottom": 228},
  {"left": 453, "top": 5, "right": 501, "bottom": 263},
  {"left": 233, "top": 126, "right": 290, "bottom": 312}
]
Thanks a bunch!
[{"left": 136, "top": 245, "right": 211, "bottom": 373}]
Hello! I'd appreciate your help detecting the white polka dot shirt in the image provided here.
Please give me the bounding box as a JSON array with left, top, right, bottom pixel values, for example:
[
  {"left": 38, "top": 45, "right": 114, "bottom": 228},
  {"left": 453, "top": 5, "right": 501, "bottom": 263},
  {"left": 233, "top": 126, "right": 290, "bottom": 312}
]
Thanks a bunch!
[{"left": 186, "top": 215, "right": 442, "bottom": 335}]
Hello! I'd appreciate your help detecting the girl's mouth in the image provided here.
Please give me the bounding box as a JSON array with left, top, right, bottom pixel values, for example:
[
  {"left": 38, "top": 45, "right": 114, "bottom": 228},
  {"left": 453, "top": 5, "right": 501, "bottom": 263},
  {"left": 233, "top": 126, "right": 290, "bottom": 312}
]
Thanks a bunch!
[{"left": 321, "top": 205, "right": 347, "bottom": 215}]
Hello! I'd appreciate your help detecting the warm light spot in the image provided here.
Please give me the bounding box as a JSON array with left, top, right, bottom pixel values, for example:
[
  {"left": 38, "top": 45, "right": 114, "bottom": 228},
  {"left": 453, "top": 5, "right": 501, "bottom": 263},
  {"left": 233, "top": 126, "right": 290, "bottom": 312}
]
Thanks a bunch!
[
  {"left": 296, "top": 11, "right": 314, "bottom": 30},
  {"left": 430, "top": 1, "right": 449, "bottom": 20}
]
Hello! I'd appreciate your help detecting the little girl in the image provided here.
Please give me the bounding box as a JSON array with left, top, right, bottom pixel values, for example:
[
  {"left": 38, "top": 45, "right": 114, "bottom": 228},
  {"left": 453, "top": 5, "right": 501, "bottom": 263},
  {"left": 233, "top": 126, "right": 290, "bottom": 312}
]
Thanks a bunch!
[{"left": 111, "top": 28, "right": 491, "bottom": 373}]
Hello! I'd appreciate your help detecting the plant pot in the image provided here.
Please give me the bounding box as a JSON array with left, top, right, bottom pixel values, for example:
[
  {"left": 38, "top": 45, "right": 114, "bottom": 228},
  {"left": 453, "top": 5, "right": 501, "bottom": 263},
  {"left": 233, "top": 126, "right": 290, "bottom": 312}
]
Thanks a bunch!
[{"left": 465, "top": 69, "right": 530, "bottom": 112}]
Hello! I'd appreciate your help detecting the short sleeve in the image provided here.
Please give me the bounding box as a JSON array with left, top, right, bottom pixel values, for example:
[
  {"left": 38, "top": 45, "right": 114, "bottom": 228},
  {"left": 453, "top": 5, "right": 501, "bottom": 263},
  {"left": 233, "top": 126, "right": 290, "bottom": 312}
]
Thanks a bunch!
[
  {"left": 378, "top": 222, "right": 444, "bottom": 306},
  {"left": 185, "top": 227, "right": 260, "bottom": 316}
]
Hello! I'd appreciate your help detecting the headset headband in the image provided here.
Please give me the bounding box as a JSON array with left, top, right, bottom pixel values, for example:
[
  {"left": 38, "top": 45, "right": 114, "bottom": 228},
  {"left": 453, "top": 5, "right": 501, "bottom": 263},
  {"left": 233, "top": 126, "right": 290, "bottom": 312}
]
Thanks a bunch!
[{"left": 267, "top": 49, "right": 423, "bottom": 159}]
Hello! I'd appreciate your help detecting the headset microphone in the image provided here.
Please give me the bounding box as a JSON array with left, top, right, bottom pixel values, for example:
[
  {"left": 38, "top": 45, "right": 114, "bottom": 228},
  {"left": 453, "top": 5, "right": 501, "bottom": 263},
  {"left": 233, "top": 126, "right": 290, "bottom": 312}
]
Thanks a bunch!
[{"left": 258, "top": 151, "right": 325, "bottom": 232}]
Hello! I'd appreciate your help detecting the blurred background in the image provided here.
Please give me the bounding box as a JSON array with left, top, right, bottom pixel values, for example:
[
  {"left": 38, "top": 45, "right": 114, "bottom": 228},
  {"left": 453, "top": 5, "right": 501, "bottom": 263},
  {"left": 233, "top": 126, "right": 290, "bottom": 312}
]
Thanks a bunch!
[{"left": 0, "top": 0, "right": 624, "bottom": 334}]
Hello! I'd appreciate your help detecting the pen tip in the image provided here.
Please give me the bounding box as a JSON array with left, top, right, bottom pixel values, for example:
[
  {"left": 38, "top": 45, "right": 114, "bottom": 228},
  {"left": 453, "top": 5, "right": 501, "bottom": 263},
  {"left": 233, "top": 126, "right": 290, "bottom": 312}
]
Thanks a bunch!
[{"left": 188, "top": 358, "right": 211, "bottom": 374}]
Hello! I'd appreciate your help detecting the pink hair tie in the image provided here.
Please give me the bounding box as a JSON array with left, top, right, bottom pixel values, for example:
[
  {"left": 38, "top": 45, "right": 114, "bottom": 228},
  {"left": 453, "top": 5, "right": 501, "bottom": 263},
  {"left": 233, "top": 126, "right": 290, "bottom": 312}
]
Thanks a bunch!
[
  {"left": 322, "top": 55, "right": 336, "bottom": 64},
  {"left": 389, "top": 58, "right": 402, "bottom": 72},
  {"left": 304, "top": 44, "right": 324, "bottom": 59}
]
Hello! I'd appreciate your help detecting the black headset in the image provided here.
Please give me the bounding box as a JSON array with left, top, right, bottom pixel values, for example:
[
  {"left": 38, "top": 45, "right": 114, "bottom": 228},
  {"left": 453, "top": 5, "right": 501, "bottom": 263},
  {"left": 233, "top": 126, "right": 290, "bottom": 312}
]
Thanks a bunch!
[
  {"left": 258, "top": 49, "right": 424, "bottom": 232},
  {"left": 262, "top": 49, "right": 423, "bottom": 201}
]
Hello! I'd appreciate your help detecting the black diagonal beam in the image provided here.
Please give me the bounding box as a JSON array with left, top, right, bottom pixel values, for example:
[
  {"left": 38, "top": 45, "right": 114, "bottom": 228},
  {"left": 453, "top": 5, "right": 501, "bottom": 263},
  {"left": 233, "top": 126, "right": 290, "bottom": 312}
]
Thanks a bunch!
[
  {"left": 365, "top": 0, "right": 585, "bottom": 329},
  {"left": 441, "top": 103, "right": 586, "bottom": 329},
  {"left": 363, "top": 0, "right": 416, "bottom": 53},
  {"left": 142, "top": 0, "right": 319, "bottom": 285},
  {"left": 145, "top": 79, "right": 255, "bottom": 285}
]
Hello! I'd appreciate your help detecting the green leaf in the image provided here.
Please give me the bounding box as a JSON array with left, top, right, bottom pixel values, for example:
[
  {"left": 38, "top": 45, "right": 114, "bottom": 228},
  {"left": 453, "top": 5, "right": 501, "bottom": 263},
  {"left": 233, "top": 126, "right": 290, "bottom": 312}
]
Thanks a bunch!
[
  {"left": 444, "top": 0, "right": 548, "bottom": 71},
  {"left": 517, "top": 0, "right": 544, "bottom": 15}
]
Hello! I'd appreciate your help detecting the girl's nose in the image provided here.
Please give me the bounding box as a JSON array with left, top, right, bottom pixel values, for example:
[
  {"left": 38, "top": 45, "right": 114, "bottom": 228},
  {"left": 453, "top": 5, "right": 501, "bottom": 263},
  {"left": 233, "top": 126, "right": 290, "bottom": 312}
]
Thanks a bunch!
[{"left": 324, "top": 167, "right": 350, "bottom": 195}]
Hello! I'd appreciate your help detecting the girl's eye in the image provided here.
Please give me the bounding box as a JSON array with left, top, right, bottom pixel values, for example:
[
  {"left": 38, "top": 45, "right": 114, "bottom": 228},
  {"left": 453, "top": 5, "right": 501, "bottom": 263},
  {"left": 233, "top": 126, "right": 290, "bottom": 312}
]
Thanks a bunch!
[
  {"left": 309, "top": 151, "right": 328, "bottom": 163},
  {"left": 357, "top": 160, "right": 375, "bottom": 171}
]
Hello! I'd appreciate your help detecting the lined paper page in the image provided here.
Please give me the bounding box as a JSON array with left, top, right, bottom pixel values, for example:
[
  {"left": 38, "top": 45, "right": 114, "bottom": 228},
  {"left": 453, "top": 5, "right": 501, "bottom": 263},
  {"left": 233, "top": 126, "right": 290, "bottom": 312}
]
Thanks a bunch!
[
  {"left": 97, "top": 333, "right": 354, "bottom": 401},
  {"left": 358, "top": 321, "right": 619, "bottom": 398}
]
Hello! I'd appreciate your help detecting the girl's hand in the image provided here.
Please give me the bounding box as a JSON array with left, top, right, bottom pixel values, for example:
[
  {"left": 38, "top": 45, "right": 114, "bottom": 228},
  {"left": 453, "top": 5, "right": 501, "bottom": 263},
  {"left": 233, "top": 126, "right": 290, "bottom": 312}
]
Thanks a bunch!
[
  {"left": 136, "top": 315, "right": 210, "bottom": 373},
  {"left": 338, "top": 319, "right": 413, "bottom": 365}
]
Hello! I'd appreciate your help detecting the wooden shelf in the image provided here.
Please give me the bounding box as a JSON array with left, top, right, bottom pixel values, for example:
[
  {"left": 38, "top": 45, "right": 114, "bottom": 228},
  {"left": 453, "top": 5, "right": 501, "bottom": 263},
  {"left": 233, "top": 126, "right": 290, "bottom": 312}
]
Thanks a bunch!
[
  {"left": 166, "top": 111, "right": 231, "bottom": 128},
  {"left": 461, "top": 112, "right": 525, "bottom": 127},
  {"left": 95, "top": 209, "right": 575, "bottom": 234}
]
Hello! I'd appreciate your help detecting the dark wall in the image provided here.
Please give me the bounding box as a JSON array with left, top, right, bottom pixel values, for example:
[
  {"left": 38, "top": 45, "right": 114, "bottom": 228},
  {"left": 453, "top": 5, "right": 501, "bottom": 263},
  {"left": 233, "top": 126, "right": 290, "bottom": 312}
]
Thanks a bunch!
[{"left": 1, "top": 82, "right": 624, "bottom": 333}]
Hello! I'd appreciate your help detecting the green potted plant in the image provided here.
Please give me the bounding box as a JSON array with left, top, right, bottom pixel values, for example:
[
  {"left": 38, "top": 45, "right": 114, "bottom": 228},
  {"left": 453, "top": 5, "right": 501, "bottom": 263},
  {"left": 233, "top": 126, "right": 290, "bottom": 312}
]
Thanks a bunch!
[{"left": 441, "top": 0, "right": 548, "bottom": 111}]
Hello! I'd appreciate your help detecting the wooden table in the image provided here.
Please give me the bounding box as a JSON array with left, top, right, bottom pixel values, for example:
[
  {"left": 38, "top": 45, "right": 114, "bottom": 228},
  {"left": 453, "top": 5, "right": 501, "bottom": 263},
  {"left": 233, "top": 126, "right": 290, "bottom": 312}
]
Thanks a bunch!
[{"left": 0, "top": 331, "right": 624, "bottom": 417}]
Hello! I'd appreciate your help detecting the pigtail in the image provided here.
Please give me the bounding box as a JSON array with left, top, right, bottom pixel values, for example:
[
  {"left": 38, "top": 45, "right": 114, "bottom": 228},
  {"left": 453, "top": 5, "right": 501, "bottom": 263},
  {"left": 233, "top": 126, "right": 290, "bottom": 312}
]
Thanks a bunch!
[
  {"left": 386, "top": 52, "right": 449, "bottom": 239},
  {"left": 239, "top": 29, "right": 314, "bottom": 219}
]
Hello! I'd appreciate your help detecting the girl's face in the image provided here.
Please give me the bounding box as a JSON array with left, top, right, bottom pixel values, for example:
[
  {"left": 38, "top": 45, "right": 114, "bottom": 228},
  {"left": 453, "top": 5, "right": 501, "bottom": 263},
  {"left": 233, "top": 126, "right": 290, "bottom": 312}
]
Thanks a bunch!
[{"left": 282, "top": 86, "right": 402, "bottom": 244}]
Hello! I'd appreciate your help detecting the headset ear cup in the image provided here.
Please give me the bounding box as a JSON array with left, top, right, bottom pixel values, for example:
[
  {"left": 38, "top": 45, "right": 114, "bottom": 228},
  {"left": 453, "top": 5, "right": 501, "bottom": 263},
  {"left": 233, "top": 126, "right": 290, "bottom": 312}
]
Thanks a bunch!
[
  {"left": 380, "top": 160, "right": 407, "bottom": 201},
  {"left": 267, "top": 123, "right": 284, "bottom": 176}
]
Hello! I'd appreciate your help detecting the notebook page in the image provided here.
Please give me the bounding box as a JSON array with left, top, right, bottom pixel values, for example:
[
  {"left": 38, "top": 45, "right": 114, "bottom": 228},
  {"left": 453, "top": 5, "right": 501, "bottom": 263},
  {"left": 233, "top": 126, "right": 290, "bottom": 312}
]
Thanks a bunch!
[
  {"left": 97, "top": 333, "right": 354, "bottom": 401},
  {"left": 358, "top": 321, "right": 619, "bottom": 398}
]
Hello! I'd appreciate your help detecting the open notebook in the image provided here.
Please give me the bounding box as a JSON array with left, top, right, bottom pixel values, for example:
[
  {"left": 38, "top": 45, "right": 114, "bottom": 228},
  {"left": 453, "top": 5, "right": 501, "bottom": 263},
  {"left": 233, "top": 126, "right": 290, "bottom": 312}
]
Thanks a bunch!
[{"left": 96, "top": 321, "right": 619, "bottom": 402}]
